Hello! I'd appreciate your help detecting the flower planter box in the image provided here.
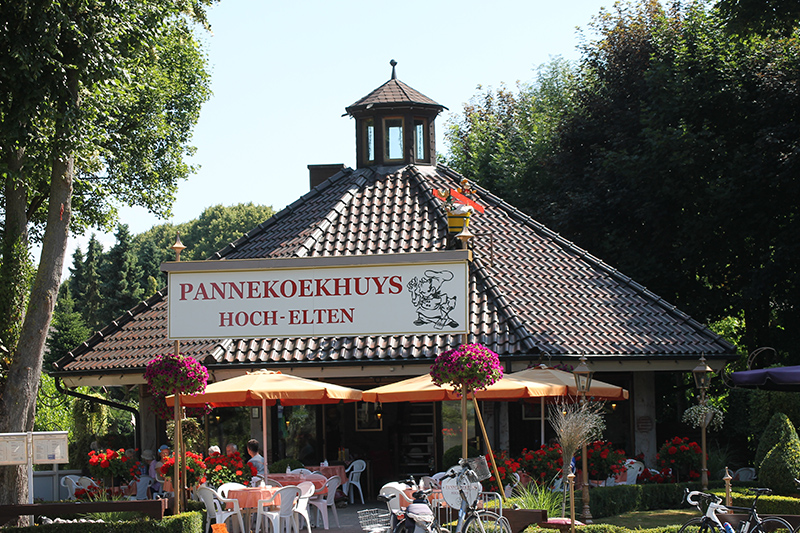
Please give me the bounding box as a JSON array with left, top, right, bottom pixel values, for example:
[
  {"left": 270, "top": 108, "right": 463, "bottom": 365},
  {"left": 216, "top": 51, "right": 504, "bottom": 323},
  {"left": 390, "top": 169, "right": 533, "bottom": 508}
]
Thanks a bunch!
[{"left": 503, "top": 508, "right": 547, "bottom": 533}]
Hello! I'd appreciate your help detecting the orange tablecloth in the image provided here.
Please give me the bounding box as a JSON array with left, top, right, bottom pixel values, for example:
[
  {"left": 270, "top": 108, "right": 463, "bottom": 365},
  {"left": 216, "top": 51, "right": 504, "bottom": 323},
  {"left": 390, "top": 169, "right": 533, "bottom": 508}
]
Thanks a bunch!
[
  {"left": 268, "top": 474, "right": 327, "bottom": 491},
  {"left": 227, "top": 486, "right": 282, "bottom": 510},
  {"left": 307, "top": 465, "right": 348, "bottom": 485}
]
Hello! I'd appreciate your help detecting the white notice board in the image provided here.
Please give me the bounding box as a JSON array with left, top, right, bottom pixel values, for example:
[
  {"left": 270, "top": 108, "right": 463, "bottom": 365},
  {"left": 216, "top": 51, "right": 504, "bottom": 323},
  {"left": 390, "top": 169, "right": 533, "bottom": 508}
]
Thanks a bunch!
[
  {"left": 0, "top": 433, "right": 28, "bottom": 465},
  {"left": 32, "top": 431, "right": 68, "bottom": 464}
]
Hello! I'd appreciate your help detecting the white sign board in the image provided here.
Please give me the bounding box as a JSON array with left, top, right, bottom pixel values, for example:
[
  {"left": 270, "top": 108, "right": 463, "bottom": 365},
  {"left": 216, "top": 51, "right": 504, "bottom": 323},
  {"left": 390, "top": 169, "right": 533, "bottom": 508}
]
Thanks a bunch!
[
  {"left": 32, "top": 431, "right": 69, "bottom": 464},
  {"left": 0, "top": 433, "right": 27, "bottom": 465},
  {"left": 164, "top": 251, "right": 470, "bottom": 340}
]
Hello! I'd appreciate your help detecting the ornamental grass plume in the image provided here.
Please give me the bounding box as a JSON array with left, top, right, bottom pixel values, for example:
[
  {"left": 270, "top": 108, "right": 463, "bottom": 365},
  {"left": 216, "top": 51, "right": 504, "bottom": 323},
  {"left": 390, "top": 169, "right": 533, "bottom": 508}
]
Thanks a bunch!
[{"left": 549, "top": 399, "right": 605, "bottom": 517}]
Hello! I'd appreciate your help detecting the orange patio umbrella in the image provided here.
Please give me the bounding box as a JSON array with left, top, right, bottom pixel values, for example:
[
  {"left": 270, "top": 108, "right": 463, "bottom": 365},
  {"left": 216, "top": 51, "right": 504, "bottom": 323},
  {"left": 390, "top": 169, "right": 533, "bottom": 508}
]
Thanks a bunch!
[
  {"left": 361, "top": 365, "right": 628, "bottom": 443},
  {"left": 167, "top": 369, "right": 363, "bottom": 469}
]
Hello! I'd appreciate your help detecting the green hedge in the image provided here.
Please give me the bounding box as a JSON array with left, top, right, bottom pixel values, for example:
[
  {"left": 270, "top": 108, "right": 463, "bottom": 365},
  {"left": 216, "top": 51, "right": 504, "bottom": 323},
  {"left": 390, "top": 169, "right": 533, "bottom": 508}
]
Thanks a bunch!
[
  {"left": 526, "top": 525, "right": 684, "bottom": 533},
  {"left": 5, "top": 511, "right": 202, "bottom": 533},
  {"left": 585, "top": 481, "right": 796, "bottom": 519}
]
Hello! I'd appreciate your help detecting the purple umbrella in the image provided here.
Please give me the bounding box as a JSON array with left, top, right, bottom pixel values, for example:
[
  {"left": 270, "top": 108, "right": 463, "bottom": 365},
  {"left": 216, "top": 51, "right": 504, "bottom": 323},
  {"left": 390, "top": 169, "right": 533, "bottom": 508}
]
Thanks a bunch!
[{"left": 730, "top": 365, "right": 800, "bottom": 391}]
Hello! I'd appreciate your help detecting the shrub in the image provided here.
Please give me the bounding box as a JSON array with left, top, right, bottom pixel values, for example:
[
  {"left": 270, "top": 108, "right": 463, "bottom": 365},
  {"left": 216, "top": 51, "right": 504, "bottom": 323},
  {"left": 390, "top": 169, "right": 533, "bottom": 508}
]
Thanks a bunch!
[
  {"left": 267, "top": 457, "right": 304, "bottom": 473},
  {"left": 5, "top": 512, "right": 202, "bottom": 533},
  {"left": 519, "top": 444, "right": 564, "bottom": 487},
  {"left": 442, "top": 444, "right": 479, "bottom": 470},
  {"left": 759, "top": 434, "right": 800, "bottom": 495},
  {"left": 756, "top": 413, "right": 798, "bottom": 471},
  {"left": 576, "top": 441, "right": 626, "bottom": 481},
  {"left": 656, "top": 437, "right": 702, "bottom": 482}
]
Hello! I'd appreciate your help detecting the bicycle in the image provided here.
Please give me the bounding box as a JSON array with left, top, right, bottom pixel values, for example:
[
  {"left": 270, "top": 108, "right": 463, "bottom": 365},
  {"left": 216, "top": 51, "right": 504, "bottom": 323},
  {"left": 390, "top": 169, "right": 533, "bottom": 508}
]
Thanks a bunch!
[
  {"left": 375, "top": 478, "right": 447, "bottom": 533},
  {"left": 440, "top": 457, "right": 511, "bottom": 533},
  {"left": 679, "top": 488, "right": 794, "bottom": 533}
]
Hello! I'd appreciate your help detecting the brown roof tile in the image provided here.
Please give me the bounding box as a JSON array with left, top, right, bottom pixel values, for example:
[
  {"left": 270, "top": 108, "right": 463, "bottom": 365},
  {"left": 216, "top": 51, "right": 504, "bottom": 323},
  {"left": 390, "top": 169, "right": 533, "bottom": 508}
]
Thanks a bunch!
[{"left": 55, "top": 163, "right": 735, "bottom": 377}]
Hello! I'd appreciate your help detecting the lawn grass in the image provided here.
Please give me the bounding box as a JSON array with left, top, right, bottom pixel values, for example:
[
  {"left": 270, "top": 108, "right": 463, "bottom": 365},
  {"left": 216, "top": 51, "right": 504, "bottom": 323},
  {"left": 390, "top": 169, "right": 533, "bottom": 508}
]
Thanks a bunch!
[{"left": 593, "top": 509, "right": 698, "bottom": 529}]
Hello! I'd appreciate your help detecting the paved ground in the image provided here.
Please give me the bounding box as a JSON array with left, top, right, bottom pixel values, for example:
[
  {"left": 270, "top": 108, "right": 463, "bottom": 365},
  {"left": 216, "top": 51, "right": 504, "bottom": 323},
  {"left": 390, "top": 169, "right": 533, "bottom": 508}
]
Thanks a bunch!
[{"left": 327, "top": 501, "right": 381, "bottom": 533}]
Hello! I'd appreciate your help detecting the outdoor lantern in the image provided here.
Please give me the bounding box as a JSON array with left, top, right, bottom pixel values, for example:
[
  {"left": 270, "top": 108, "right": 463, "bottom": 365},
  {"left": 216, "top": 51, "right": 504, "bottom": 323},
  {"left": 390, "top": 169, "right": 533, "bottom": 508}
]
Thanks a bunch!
[
  {"left": 573, "top": 355, "right": 593, "bottom": 395},
  {"left": 375, "top": 403, "right": 382, "bottom": 420},
  {"left": 693, "top": 356, "right": 713, "bottom": 392}
]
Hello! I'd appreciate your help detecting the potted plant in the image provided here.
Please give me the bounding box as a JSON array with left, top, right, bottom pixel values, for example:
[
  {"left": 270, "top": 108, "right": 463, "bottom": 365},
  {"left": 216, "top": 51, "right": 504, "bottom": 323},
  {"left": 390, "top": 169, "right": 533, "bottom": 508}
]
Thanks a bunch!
[
  {"left": 575, "top": 440, "right": 626, "bottom": 483},
  {"left": 160, "top": 450, "right": 207, "bottom": 490},
  {"left": 204, "top": 450, "right": 257, "bottom": 488},
  {"left": 657, "top": 436, "right": 703, "bottom": 482}
]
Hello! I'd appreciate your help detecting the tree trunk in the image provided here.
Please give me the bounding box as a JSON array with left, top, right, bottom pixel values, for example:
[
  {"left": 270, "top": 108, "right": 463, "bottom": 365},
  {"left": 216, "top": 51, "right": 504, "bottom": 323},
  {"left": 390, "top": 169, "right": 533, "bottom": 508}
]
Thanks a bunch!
[{"left": 0, "top": 150, "right": 73, "bottom": 520}]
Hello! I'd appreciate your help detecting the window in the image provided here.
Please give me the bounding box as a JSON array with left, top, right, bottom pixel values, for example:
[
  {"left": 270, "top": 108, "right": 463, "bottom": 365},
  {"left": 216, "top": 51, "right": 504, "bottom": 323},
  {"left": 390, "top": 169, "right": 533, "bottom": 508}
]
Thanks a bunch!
[
  {"left": 384, "top": 118, "right": 403, "bottom": 161},
  {"left": 414, "top": 118, "right": 427, "bottom": 160},
  {"left": 364, "top": 119, "right": 374, "bottom": 162}
]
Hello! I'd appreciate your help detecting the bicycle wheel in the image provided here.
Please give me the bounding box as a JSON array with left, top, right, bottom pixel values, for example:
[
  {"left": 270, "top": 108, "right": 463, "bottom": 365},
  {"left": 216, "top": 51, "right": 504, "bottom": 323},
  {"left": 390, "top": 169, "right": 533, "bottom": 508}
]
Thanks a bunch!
[
  {"left": 463, "top": 510, "right": 511, "bottom": 533},
  {"left": 678, "top": 517, "right": 723, "bottom": 533},
  {"left": 753, "top": 517, "right": 794, "bottom": 533}
]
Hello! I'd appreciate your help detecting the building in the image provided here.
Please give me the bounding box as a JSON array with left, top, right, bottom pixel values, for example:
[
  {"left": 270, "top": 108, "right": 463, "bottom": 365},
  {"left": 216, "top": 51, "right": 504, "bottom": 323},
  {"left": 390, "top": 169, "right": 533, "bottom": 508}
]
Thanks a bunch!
[{"left": 53, "top": 62, "right": 736, "bottom": 485}]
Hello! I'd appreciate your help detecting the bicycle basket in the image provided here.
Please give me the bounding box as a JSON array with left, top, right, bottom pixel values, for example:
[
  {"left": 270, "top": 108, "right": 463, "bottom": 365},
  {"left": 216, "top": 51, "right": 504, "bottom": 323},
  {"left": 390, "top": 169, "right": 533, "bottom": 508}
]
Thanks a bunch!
[
  {"left": 467, "top": 456, "right": 492, "bottom": 482},
  {"left": 358, "top": 508, "right": 391, "bottom": 533}
]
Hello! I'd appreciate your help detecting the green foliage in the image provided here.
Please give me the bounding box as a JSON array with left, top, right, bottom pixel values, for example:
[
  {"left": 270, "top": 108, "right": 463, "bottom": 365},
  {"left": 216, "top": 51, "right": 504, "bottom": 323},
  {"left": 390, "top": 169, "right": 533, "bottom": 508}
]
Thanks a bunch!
[
  {"left": 756, "top": 413, "right": 798, "bottom": 470},
  {"left": 510, "top": 482, "right": 564, "bottom": 518},
  {"left": 268, "top": 457, "right": 304, "bottom": 474},
  {"left": 46, "top": 284, "right": 91, "bottom": 370},
  {"left": 99, "top": 225, "right": 143, "bottom": 324},
  {"left": 167, "top": 418, "right": 204, "bottom": 454},
  {"left": 718, "top": 0, "right": 800, "bottom": 36},
  {"left": 759, "top": 431, "right": 800, "bottom": 495},
  {"left": 443, "top": 444, "right": 480, "bottom": 470},
  {"left": 589, "top": 484, "right": 644, "bottom": 519},
  {"left": 729, "top": 491, "right": 800, "bottom": 514},
  {"left": 34, "top": 374, "right": 76, "bottom": 438},
  {"left": 10, "top": 512, "right": 202, "bottom": 533},
  {"left": 71, "top": 396, "right": 109, "bottom": 472}
]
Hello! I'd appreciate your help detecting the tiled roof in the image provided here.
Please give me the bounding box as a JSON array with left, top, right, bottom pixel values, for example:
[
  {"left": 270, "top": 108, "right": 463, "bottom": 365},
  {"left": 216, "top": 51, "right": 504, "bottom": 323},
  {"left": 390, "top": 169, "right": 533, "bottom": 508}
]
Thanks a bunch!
[
  {"left": 346, "top": 78, "right": 444, "bottom": 114},
  {"left": 54, "top": 163, "right": 735, "bottom": 376}
]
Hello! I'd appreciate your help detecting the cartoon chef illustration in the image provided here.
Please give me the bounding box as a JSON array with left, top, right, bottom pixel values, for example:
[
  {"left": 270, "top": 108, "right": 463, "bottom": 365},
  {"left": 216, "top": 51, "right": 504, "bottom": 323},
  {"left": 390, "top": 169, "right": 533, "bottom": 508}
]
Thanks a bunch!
[{"left": 407, "top": 269, "right": 459, "bottom": 329}]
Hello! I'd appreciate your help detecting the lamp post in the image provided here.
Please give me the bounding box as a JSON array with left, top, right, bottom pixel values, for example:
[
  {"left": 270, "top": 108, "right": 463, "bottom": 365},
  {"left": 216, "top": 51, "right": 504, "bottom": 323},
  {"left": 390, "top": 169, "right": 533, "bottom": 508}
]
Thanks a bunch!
[
  {"left": 573, "top": 355, "right": 593, "bottom": 523},
  {"left": 693, "top": 356, "right": 713, "bottom": 490}
]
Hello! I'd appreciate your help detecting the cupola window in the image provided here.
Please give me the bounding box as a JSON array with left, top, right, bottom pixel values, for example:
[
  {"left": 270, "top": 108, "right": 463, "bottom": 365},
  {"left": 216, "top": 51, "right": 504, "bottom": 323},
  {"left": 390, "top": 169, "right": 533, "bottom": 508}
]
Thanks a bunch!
[
  {"left": 414, "top": 118, "right": 427, "bottom": 161},
  {"left": 384, "top": 118, "right": 404, "bottom": 161},
  {"left": 364, "top": 119, "right": 375, "bottom": 162}
]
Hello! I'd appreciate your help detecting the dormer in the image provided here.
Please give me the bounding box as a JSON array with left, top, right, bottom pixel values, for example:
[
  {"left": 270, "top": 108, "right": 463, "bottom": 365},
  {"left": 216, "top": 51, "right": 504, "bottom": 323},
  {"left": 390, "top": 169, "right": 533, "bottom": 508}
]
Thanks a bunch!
[{"left": 346, "top": 60, "right": 446, "bottom": 168}]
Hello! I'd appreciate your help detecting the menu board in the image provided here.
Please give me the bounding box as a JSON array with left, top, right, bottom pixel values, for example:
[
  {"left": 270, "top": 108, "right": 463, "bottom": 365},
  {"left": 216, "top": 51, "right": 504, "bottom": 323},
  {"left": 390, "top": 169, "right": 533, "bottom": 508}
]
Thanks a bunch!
[
  {"left": 32, "top": 432, "right": 68, "bottom": 464},
  {"left": 0, "top": 433, "right": 27, "bottom": 465}
]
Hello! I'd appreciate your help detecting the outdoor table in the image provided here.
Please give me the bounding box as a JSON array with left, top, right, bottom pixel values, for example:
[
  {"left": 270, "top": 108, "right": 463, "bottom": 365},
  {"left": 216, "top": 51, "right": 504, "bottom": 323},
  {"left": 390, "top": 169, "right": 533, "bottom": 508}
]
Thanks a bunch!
[
  {"left": 307, "top": 465, "right": 348, "bottom": 485},
  {"left": 227, "top": 486, "right": 282, "bottom": 531},
  {"left": 268, "top": 473, "right": 327, "bottom": 491}
]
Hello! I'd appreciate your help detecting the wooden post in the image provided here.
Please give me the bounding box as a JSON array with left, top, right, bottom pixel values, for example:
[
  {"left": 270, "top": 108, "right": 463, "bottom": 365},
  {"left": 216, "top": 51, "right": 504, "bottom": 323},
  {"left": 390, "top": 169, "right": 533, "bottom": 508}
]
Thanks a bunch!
[
  {"left": 568, "top": 472, "right": 576, "bottom": 533},
  {"left": 724, "top": 467, "right": 732, "bottom": 506},
  {"left": 461, "top": 393, "right": 468, "bottom": 459}
]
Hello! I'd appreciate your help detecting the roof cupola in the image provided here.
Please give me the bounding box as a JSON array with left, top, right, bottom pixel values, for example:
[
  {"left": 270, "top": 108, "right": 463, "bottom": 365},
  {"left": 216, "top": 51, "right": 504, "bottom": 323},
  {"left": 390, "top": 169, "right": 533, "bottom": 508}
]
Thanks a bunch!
[{"left": 346, "top": 60, "right": 446, "bottom": 168}]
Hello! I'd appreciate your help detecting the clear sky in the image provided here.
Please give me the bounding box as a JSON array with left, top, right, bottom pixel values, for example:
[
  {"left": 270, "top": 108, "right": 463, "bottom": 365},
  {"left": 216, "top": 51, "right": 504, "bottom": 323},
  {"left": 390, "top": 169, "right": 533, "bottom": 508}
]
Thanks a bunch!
[{"left": 71, "top": 0, "right": 615, "bottom": 257}]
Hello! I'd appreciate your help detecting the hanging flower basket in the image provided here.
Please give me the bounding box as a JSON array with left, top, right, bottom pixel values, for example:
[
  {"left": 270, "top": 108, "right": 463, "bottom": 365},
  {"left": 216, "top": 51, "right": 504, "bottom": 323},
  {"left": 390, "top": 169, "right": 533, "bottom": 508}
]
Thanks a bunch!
[
  {"left": 145, "top": 353, "right": 211, "bottom": 420},
  {"left": 430, "top": 343, "right": 503, "bottom": 396},
  {"left": 145, "top": 354, "right": 208, "bottom": 397}
]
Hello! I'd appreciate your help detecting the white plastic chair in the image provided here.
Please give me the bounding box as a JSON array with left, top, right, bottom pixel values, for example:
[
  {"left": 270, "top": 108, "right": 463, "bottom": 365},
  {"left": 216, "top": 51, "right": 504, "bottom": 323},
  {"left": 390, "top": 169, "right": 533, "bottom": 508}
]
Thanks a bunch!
[
  {"left": 130, "top": 475, "right": 154, "bottom": 500},
  {"left": 291, "top": 468, "right": 313, "bottom": 475},
  {"left": 617, "top": 460, "right": 645, "bottom": 485},
  {"left": 345, "top": 459, "right": 366, "bottom": 504},
  {"left": 197, "top": 485, "right": 245, "bottom": 533},
  {"left": 309, "top": 475, "right": 341, "bottom": 530},
  {"left": 294, "top": 481, "right": 316, "bottom": 533},
  {"left": 218, "top": 482, "right": 246, "bottom": 498},
  {"left": 379, "top": 484, "right": 413, "bottom": 516},
  {"left": 255, "top": 485, "right": 301, "bottom": 533},
  {"left": 78, "top": 476, "right": 100, "bottom": 490},
  {"left": 733, "top": 467, "right": 756, "bottom": 481},
  {"left": 264, "top": 477, "right": 283, "bottom": 487},
  {"left": 61, "top": 475, "right": 81, "bottom": 500}
]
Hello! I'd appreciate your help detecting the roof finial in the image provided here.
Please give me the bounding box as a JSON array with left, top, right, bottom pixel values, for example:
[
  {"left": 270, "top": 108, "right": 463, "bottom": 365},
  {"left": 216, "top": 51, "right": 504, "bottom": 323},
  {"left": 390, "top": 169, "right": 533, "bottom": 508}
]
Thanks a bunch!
[{"left": 390, "top": 59, "right": 397, "bottom": 80}]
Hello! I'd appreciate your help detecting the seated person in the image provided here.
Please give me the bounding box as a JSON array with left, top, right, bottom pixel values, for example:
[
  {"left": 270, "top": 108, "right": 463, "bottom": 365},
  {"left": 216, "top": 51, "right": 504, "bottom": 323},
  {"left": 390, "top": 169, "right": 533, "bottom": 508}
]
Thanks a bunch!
[
  {"left": 208, "top": 445, "right": 221, "bottom": 456},
  {"left": 226, "top": 443, "right": 238, "bottom": 457},
  {"left": 142, "top": 449, "right": 161, "bottom": 493},
  {"left": 246, "top": 439, "right": 265, "bottom": 478}
]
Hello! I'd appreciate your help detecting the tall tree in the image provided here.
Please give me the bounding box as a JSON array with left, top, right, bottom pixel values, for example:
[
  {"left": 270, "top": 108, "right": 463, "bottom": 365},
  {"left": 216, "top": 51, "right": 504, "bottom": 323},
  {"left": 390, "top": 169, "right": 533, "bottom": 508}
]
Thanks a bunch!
[
  {"left": 80, "top": 235, "right": 105, "bottom": 332},
  {"left": 100, "top": 224, "right": 143, "bottom": 323},
  {"left": 45, "top": 284, "right": 90, "bottom": 371},
  {"left": 444, "top": 58, "right": 577, "bottom": 213},
  {"left": 550, "top": 0, "right": 800, "bottom": 357},
  {"left": 0, "top": 0, "right": 211, "bottom": 511}
]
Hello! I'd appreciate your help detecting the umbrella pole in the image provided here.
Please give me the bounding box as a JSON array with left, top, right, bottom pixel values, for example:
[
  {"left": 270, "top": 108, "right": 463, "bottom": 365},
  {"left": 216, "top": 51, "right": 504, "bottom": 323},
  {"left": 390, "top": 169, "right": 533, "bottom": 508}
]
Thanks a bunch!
[
  {"left": 321, "top": 405, "right": 327, "bottom": 463},
  {"left": 262, "top": 398, "right": 268, "bottom": 475},
  {"left": 541, "top": 397, "right": 545, "bottom": 446},
  {"left": 472, "top": 396, "right": 507, "bottom": 503},
  {"left": 461, "top": 393, "right": 468, "bottom": 459}
]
